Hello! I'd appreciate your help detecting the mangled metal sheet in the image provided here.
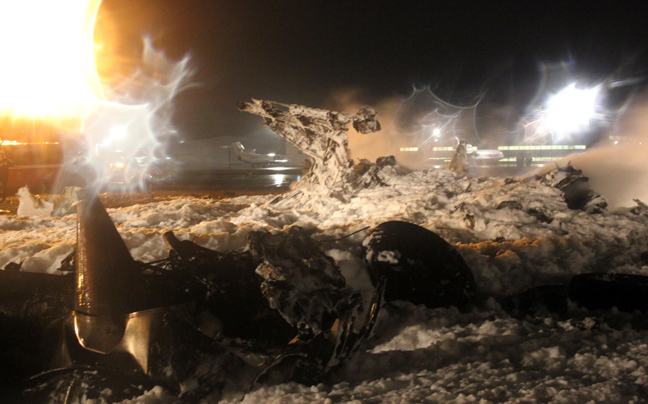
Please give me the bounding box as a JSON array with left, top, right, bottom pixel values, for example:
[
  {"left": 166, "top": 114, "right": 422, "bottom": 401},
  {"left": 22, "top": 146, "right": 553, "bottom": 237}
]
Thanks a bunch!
[
  {"left": 238, "top": 99, "right": 381, "bottom": 201},
  {"left": 537, "top": 163, "right": 607, "bottom": 213},
  {"left": 3, "top": 190, "right": 388, "bottom": 400}
]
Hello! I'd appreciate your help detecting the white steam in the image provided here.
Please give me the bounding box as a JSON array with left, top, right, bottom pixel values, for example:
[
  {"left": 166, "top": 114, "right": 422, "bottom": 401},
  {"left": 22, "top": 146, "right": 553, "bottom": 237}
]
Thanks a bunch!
[
  {"left": 79, "top": 38, "right": 194, "bottom": 191},
  {"left": 554, "top": 94, "right": 648, "bottom": 208},
  {"left": 330, "top": 88, "right": 481, "bottom": 170}
]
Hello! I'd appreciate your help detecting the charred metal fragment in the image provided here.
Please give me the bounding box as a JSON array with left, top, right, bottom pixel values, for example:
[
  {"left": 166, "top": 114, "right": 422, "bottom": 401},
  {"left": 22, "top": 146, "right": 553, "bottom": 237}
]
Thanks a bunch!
[
  {"left": 376, "top": 155, "right": 397, "bottom": 168},
  {"left": 2, "top": 260, "right": 22, "bottom": 272},
  {"left": 538, "top": 163, "right": 607, "bottom": 213},
  {"left": 346, "top": 158, "right": 393, "bottom": 189},
  {"left": 448, "top": 140, "right": 469, "bottom": 173},
  {"left": 256, "top": 277, "right": 385, "bottom": 385},
  {"left": 4, "top": 193, "right": 389, "bottom": 400},
  {"left": 162, "top": 230, "right": 296, "bottom": 345},
  {"left": 248, "top": 226, "right": 362, "bottom": 338},
  {"left": 501, "top": 284, "right": 569, "bottom": 318},
  {"left": 160, "top": 226, "right": 385, "bottom": 385},
  {"left": 363, "top": 221, "right": 477, "bottom": 310},
  {"left": 75, "top": 190, "right": 164, "bottom": 316},
  {"left": 46, "top": 191, "right": 255, "bottom": 400},
  {"left": 642, "top": 251, "right": 648, "bottom": 266},
  {"left": 0, "top": 271, "right": 73, "bottom": 391},
  {"left": 527, "top": 207, "right": 553, "bottom": 223},
  {"left": 238, "top": 99, "right": 381, "bottom": 201},
  {"left": 496, "top": 200, "right": 523, "bottom": 210},
  {"left": 631, "top": 199, "right": 648, "bottom": 216},
  {"left": 569, "top": 273, "right": 648, "bottom": 313}
]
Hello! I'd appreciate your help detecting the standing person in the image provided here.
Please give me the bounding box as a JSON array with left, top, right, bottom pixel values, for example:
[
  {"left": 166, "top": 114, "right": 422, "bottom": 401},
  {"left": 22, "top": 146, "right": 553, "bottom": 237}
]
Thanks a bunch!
[{"left": 0, "top": 148, "right": 13, "bottom": 202}]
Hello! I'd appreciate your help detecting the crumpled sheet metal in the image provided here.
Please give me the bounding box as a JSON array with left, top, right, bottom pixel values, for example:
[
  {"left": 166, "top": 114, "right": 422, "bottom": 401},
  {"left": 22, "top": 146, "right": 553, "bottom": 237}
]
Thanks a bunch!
[{"left": 238, "top": 99, "right": 381, "bottom": 201}]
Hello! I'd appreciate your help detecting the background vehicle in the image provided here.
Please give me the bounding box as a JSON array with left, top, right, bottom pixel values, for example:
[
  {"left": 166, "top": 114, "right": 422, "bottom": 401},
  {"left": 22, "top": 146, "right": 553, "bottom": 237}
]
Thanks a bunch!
[{"left": 231, "top": 141, "right": 288, "bottom": 167}]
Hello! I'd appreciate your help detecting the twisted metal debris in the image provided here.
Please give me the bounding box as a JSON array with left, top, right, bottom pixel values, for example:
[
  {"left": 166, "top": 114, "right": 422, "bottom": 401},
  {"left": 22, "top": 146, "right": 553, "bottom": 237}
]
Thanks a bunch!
[{"left": 238, "top": 99, "right": 381, "bottom": 202}]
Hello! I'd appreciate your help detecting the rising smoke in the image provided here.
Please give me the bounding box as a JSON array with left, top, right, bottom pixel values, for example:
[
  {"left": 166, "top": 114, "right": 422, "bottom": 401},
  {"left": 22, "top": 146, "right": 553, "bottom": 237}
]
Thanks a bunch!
[
  {"left": 331, "top": 85, "right": 648, "bottom": 209},
  {"left": 328, "top": 88, "right": 520, "bottom": 170},
  {"left": 327, "top": 89, "right": 405, "bottom": 165},
  {"left": 78, "top": 39, "right": 194, "bottom": 191},
  {"left": 554, "top": 92, "right": 648, "bottom": 208}
]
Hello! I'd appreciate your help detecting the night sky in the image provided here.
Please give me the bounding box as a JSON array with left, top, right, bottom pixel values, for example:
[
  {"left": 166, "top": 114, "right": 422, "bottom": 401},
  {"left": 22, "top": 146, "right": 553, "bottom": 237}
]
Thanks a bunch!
[{"left": 98, "top": 0, "right": 648, "bottom": 141}]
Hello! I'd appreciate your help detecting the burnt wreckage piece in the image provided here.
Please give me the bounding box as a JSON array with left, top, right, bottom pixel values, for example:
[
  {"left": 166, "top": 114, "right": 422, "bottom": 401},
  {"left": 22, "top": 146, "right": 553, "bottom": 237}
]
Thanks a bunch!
[
  {"left": 363, "top": 220, "right": 477, "bottom": 310},
  {"left": 537, "top": 163, "right": 607, "bottom": 213},
  {"left": 569, "top": 273, "right": 648, "bottom": 313},
  {"left": 503, "top": 272, "right": 648, "bottom": 326},
  {"left": 2, "top": 192, "right": 385, "bottom": 401},
  {"left": 237, "top": 99, "right": 381, "bottom": 201},
  {"left": 248, "top": 227, "right": 363, "bottom": 337},
  {"left": 10, "top": 191, "right": 253, "bottom": 403}
]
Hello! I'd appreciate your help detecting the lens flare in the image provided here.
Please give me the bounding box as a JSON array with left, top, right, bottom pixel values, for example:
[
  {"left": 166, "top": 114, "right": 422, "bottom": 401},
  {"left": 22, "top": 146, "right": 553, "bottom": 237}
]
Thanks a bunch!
[
  {"left": 545, "top": 83, "right": 603, "bottom": 138},
  {"left": 0, "top": 0, "right": 102, "bottom": 126}
]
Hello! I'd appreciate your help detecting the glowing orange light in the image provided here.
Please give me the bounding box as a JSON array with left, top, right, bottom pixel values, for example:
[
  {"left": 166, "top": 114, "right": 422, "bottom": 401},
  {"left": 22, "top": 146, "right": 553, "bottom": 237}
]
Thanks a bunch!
[
  {"left": 0, "top": 0, "right": 103, "bottom": 126},
  {"left": 0, "top": 140, "right": 59, "bottom": 146}
]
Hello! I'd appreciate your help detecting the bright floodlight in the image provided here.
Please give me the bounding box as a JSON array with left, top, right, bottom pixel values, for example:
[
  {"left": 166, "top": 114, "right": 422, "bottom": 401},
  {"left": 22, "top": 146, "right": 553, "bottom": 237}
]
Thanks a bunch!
[
  {"left": 109, "top": 125, "right": 127, "bottom": 141},
  {"left": 544, "top": 83, "right": 602, "bottom": 139}
]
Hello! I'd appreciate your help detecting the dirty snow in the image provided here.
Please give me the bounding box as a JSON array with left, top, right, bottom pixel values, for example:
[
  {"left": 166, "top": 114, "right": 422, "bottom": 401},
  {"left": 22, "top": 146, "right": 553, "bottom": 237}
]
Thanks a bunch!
[{"left": 3, "top": 166, "right": 648, "bottom": 403}]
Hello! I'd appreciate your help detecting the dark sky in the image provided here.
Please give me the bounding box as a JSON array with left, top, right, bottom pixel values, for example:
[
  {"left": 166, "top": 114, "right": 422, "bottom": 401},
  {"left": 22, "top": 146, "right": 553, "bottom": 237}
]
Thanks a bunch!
[{"left": 98, "top": 0, "right": 648, "bottom": 140}]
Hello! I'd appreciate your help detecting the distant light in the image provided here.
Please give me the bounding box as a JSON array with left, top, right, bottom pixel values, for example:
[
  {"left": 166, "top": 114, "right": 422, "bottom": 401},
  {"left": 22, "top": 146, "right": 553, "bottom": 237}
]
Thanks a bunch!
[
  {"left": 267, "top": 153, "right": 276, "bottom": 157},
  {"left": 272, "top": 174, "right": 286, "bottom": 187},
  {"left": 537, "top": 124, "right": 547, "bottom": 135},
  {"left": 110, "top": 125, "right": 127, "bottom": 140},
  {"left": 432, "top": 128, "right": 441, "bottom": 137},
  {"left": 614, "top": 141, "right": 618, "bottom": 145},
  {"left": 544, "top": 83, "right": 602, "bottom": 139}
]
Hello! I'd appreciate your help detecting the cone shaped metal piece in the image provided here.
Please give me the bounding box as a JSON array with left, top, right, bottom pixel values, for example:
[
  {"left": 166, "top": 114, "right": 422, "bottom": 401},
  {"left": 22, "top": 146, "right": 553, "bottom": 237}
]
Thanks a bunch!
[{"left": 75, "top": 190, "right": 154, "bottom": 316}]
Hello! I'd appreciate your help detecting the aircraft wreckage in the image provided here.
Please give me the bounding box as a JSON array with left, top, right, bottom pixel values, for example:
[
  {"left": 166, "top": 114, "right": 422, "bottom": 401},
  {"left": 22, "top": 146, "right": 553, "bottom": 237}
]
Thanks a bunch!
[{"left": 0, "top": 99, "right": 644, "bottom": 402}]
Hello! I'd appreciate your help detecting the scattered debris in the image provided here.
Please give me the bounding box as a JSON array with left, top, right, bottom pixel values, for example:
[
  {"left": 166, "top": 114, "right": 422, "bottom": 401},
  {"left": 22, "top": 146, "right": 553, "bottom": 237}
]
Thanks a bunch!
[
  {"left": 16, "top": 186, "right": 53, "bottom": 217},
  {"left": 503, "top": 272, "right": 648, "bottom": 320},
  {"left": 248, "top": 226, "right": 362, "bottom": 337},
  {"left": 631, "top": 199, "right": 648, "bottom": 216},
  {"left": 448, "top": 140, "right": 469, "bottom": 173},
  {"left": 569, "top": 273, "right": 648, "bottom": 313},
  {"left": 2, "top": 192, "right": 387, "bottom": 400},
  {"left": 496, "top": 200, "right": 523, "bottom": 210},
  {"left": 538, "top": 163, "right": 607, "bottom": 213},
  {"left": 52, "top": 186, "right": 81, "bottom": 216},
  {"left": 527, "top": 207, "right": 553, "bottom": 223},
  {"left": 2, "top": 100, "right": 645, "bottom": 401}
]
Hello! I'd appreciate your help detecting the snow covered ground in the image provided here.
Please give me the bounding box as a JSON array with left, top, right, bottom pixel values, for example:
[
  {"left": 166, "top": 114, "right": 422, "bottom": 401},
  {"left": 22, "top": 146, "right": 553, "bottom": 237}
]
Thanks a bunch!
[{"left": 4, "top": 164, "right": 648, "bottom": 403}]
